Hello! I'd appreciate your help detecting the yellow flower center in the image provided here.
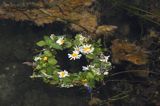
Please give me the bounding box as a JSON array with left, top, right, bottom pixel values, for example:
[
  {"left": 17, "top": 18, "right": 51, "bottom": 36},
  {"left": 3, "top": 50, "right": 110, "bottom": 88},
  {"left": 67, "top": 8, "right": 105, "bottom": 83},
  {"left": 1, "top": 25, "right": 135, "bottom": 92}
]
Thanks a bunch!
[
  {"left": 83, "top": 47, "right": 91, "bottom": 52},
  {"left": 71, "top": 53, "right": 78, "bottom": 57},
  {"left": 81, "top": 79, "right": 88, "bottom": 84},
  {"left": 43, "top": 56, "right": 48, "bottom": 61},
  {"left": 60, "top": 39, "right": 64, "bottom": 45},
  {"left": 60, "top": 72, "right": 65, "bottom": 77}
]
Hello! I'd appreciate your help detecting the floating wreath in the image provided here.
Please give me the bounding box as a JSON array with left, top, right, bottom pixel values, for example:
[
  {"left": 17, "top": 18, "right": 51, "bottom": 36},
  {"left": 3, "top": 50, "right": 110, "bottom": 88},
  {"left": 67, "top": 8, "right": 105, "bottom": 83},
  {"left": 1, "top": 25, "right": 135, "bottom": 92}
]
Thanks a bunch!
[{"left": 31, "top": 34, "right": 111, "bottom": 89}]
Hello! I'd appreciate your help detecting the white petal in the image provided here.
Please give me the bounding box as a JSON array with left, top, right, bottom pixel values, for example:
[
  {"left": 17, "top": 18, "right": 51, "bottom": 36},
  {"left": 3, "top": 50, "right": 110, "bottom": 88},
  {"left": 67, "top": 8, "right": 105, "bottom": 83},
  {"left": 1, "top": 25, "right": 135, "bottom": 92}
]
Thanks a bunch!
[
  {"left": 82, "top": 66, "right": 89, "bottom": 71},
  {"left": 50, "top": 34, "right": 55, "bottom": 40},
  {"left": 104, "top": 71, "right": 109, "bottom": 75}
]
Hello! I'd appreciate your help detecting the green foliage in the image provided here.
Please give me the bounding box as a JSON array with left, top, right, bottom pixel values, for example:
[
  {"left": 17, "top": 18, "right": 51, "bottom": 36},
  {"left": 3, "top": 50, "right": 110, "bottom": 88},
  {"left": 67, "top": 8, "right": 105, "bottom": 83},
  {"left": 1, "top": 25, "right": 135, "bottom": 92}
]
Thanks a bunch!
[
  {"left": 31, "top": 34, "right": 111, "bottom": 89},
  {"left": 48, "top": 58, "right": 57, "bottom": 65},
  {"left": 36, "top": 41, "right": 46, "bottom": 47}
]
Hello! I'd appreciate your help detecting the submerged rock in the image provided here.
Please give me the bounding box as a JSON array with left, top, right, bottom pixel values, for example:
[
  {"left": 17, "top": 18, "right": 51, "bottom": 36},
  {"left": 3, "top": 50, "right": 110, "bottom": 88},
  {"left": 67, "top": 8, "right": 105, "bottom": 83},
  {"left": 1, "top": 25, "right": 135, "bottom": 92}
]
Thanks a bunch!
[
  {"left": 0, "top": 0, "right": 97, "bottom": 34},
  {"left": 111, "top": 39, "right": 148, "bottom": 65}
]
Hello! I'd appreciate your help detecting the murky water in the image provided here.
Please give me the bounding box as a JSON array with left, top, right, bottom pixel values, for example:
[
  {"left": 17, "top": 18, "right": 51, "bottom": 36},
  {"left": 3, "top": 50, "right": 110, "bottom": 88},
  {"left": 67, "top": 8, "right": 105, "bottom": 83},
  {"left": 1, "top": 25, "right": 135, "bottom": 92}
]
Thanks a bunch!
[
  {"left": 0, "top": 0, "right": 160, "bottom": 106},
  {"left": 0, "top": 20, "right": 89, "bottom": 106}
]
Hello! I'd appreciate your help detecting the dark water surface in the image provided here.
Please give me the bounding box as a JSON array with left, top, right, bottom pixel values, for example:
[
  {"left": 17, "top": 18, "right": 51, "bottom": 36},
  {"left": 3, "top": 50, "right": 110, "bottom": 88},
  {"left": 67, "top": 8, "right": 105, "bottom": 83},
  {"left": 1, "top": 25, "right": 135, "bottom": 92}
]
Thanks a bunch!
[{"left": 0, "top": 20, "right": 88, "bottom": 106}]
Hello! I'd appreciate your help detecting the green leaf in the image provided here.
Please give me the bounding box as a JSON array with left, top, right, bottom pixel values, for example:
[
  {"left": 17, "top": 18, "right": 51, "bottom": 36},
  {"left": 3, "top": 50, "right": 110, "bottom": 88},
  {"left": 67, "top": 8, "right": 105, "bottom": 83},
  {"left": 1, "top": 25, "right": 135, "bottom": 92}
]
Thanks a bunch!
[
  {"left": 36, "top": 41, "right": 46, "bottom": 47},
  {"left": 95, "top": 75, "right": 103, "bottom": 81},
  {"left": 46, "top": 68, "right": 53, "bottom": 75},
  {"left": 48, "top": 58, "right": 57, "bottom": 65},
  {"left": 63, "top": 77, "right": 72, "bottom": 83},
  {"left": 44, "top": 50, "right": 52, "bottom": 57},
  {"left": 44, "top": 36, "right": 50, "bottom": 42},
  {"left": 86, "top": 54, "right": 94, "bottom": 59},
  {"left": 97, "top": 39, "right": 101, "bottom": 44},
  {"left": 50, "top": 80, "right": 58, "bottom": 85},
  {"left": 44, "top": 36, "right": 53, "bottom": 45},
  {"left": 88, "top": 80, "right": 95, "bottom": 88},
  {"left": 65, "top": 41, "right": 72, "bottom": 48},
  {"left": 75, "top": 34, "right": 81, "bottom": 40},
  {"left": 86, "top": 72, "right": 94, "bottom": 80},
  {"left": 42, "top": 63, "right": 47, "bottom": 67},
  {"left": 96, "top": 48, "right": 102, "bottom": 52},
  {"left": 50, "top": 43, "right": 62, "bottom": 50},
  {"left": 53, "top": 74, "right": 59, "bottom": 80}
]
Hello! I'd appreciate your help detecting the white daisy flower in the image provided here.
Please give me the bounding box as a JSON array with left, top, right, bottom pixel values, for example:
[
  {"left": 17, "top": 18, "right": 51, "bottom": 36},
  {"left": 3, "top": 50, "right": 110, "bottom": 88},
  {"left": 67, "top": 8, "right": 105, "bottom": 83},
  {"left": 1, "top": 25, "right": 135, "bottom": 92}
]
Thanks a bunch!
[
  {"left": 88, "top": 65, "right": 95, "bottom": 68},
  {"left": 68, "top": 51, "right": 82, "bottom": 60},
  {"left": 104, "top": 71, "right": 109, "bottom": 75},
  {"left": 56, "top": 37, "right": 64, "bottom": 45},
  {"left": 50, "top": 34, "right": 55, "bottom": 40},
  {"left": 80, "top": 44, "right": 94, "bottom": 54},
  {"left": 92, "top": 68, "right": 101, "bottom": 75},
  {"left": 60, "top": 84, "right": 74, "bottom": 88},
  {"left": 82, "top": 66, "right": 89, "bottom": 71},
  {"left": 100, "top": 56, "right": 110, "bottom": 63},
  {"left": 74, "top": 46, "right": 81, "bottom": 52},
  {"left": 78, "top": 34, "right": 86, "bottom": 41},
  {"left": 30, "top": 75, "right": 42, "bottom": 78},
  {"left": 34, "top": 57, "right": 41, "bottom": 61},
  {"left": 57, "top": 70, "right": 69, "bottom": 78},
  {"left": 68, "top": 84, "right": 74, "bottom": 87},
  {"left": 84, "top": 83, "right": 89, "bottom": 87},
  {"left": 82, "top": 65, "right": 95, "bottom": 71}
]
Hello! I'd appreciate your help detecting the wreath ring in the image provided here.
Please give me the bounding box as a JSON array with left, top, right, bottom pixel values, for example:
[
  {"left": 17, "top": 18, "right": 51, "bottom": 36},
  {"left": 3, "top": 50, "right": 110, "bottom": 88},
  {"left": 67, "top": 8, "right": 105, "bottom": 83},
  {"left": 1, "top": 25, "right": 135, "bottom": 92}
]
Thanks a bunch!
[{"left": 31, "top": 34, "right": 111, "bottom": 89}]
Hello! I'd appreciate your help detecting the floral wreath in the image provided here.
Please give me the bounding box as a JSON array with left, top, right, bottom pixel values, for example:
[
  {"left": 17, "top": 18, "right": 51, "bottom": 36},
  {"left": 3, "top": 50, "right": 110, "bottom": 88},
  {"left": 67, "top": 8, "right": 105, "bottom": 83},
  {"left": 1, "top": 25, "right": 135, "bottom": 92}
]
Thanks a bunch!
[{"left": 31, "top": 34, "right": 111, "bottom": 89}]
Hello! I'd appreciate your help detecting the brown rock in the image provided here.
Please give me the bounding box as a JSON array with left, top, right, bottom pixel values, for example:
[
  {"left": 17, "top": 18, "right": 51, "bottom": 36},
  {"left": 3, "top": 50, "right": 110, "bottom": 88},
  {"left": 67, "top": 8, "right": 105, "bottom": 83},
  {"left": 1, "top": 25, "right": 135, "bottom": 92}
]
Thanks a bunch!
[
  {"left": 95, "top": 25, "right": 117, "bottom": 35},
  {"left": 0, "top": 0, "right": 97, "bottom": 33},
  {"left": 111, "top": 39, "right": 148, "bottom": 65}
]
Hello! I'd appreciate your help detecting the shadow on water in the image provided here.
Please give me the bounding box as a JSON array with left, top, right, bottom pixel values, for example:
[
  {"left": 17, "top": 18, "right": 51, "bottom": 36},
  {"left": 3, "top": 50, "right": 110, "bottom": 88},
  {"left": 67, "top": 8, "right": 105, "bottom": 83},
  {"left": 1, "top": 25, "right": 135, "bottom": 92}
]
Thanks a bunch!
[{"left": 0, "top": 20, "right": 89, "bottom": 106}]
